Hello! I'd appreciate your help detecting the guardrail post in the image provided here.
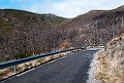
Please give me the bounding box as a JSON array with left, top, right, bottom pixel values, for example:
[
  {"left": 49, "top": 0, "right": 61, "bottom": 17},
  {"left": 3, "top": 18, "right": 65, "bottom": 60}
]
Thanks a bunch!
[{"left": 14, "top": 65, "right": 16, "bottom": 73}]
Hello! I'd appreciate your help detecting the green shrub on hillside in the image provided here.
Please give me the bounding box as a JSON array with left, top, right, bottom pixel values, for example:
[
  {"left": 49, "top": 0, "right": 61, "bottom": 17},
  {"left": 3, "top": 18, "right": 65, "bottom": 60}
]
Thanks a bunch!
[{"left": 12, "top": 49, "right": 42, "bottom": 59}]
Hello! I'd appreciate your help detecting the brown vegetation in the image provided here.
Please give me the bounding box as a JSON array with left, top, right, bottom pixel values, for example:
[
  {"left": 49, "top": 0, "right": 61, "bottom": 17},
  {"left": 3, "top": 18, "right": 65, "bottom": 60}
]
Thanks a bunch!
[
  {"left": 94, "top": 34, "right": 124, "bottom": 83},
  {"left": 0, "top": 9, "right": 68, "bottom": 62},
  {"left": 0, "top": 5, "right": 124, "bottom": 62}
]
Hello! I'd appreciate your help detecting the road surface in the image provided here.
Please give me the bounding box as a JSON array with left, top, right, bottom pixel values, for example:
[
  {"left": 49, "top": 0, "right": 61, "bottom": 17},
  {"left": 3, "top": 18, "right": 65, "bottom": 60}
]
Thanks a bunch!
[{"left": 1, "top": 49, "right": 98, "bottom": 83}]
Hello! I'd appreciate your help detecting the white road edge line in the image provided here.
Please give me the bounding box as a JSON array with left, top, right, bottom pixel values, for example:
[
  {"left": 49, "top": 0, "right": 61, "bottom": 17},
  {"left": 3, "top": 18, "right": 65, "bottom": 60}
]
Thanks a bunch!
[{"left": 16, "top": 68, "right": 35, "bottom": 76}]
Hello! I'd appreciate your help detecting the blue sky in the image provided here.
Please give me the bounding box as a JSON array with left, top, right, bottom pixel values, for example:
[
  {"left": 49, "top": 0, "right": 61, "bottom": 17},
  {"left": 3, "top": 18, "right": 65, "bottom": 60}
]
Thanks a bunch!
[{"left": 0, "top": 0, "right": 123, "bottom": 18}]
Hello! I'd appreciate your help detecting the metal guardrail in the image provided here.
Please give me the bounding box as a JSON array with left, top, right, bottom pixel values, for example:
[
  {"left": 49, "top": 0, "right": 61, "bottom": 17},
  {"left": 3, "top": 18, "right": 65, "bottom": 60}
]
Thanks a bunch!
[{"left": 0, "top": 47, "right": 84, "bottom": 70}]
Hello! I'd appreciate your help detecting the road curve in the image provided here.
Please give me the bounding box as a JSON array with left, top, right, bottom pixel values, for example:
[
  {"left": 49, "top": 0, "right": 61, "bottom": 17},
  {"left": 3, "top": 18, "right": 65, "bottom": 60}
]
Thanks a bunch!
[{"left": 1, "top": 50, "right": 98, "bottom": 83}]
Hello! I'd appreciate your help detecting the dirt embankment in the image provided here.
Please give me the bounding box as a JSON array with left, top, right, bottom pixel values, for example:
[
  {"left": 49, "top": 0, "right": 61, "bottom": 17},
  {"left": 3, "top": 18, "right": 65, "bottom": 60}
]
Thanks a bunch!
[{"left": 89, "top": 34, "right": 124, "bottom": 83}]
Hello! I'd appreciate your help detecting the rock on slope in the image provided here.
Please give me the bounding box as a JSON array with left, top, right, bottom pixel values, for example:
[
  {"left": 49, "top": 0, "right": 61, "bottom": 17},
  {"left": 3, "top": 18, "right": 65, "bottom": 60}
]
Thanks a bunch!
[{"left": 91, "top": 34, "right": 124, "bottom": 83}]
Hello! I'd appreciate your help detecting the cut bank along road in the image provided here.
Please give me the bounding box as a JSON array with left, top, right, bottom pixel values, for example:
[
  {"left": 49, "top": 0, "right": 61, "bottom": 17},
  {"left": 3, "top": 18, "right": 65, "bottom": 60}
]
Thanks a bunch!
[{"left": 1, "top": 50, "right": 98, "bottom": 83}]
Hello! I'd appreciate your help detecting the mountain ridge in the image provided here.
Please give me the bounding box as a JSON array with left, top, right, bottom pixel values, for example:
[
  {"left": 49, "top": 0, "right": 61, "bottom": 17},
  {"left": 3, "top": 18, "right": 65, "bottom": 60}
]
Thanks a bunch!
[
  {"left": 0, "top": 9, "right": 68, "bottom": 62},
  {"left": 59, "top": 5, "right": 124, "bottom": 47},
  {"left": 0, "top": 5, "right": 124, "bottom": 62}
]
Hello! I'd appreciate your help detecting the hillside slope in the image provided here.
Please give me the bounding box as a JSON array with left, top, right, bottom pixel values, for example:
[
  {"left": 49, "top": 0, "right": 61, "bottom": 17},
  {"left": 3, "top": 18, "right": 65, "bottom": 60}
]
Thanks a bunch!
[
  {"left": 0, "top": 9, "right": 67, "bottom": 62},
  {"left": 0, "top": 6, "right": 124, "bottom": 62},
  {"left": 92, "top": 34, "right": 124, "bottom": 83},
  {"left": 59, "top": 6, "right": 124, "bottom": 47}
]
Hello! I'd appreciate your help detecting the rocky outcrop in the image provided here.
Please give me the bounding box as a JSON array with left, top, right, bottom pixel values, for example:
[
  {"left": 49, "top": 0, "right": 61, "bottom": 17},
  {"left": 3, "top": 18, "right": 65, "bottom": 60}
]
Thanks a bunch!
[{"left": 92, "top": 34, "right": 124, "bottom": 83}]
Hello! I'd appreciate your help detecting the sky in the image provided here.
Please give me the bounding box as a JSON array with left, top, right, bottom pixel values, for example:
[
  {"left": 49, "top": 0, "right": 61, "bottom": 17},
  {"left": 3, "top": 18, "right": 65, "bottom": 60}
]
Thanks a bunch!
[{"left": 0, "top": 0, "right": 124, "bottom": 18}]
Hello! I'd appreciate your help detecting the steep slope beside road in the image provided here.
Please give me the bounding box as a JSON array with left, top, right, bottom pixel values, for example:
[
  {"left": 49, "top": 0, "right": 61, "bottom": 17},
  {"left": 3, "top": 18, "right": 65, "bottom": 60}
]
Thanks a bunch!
[{"left": 90, "top": 34, "right": 124, "bottom": 83}]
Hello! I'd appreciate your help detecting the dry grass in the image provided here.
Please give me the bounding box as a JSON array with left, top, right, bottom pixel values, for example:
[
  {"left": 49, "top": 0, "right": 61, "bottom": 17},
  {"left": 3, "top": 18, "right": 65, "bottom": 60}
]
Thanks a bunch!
[{"left": 94, "top": 34, "right": 124, "bottom": 83}]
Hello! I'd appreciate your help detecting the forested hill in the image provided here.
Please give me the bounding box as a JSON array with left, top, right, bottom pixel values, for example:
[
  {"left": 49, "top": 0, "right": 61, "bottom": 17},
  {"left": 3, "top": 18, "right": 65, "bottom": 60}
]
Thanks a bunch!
[
  {"left": 0, "top": 9, "right": 67, "bottom": 27},
  {"left": 0, "top": 5, "right": 124, "bottom": 62},
  {"left": 59, "top": 5, "right": 124, "bottom": 47},
  {"left": 0, "top": 9, "right": 68, "bottom": 61}
]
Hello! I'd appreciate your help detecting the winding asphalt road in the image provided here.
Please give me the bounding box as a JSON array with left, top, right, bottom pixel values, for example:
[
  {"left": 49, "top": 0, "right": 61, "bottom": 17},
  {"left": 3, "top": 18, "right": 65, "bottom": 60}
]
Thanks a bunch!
[{"left": 1, "top": 49, "right": 98, "bottom": 83}]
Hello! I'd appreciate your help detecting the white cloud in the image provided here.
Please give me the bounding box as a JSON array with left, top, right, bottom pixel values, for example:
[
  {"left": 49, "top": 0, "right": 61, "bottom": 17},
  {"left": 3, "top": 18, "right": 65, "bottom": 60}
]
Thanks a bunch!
[{"left": 23, "top": 0, "right": 124, "bottom": 18}]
